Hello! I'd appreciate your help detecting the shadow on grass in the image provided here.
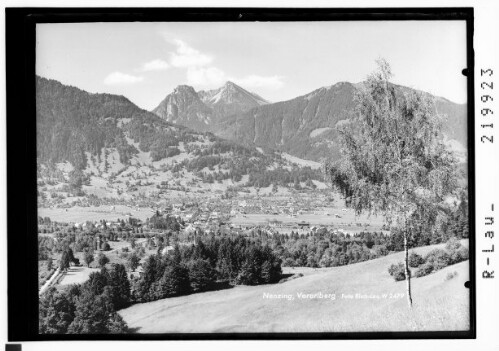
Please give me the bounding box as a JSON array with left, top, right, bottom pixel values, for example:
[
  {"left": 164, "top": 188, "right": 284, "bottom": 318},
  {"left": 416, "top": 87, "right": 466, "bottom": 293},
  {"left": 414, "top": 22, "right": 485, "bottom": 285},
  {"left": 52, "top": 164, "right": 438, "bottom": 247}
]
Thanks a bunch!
[
  {"left": 202, "top": 280, "right": 234, "bottom": 293},
  {"left": 278, "top": 273, "right": 304, "bottom": 284},
  {"left": 127, "top": 326, "right": 142, "bottom": 333}
]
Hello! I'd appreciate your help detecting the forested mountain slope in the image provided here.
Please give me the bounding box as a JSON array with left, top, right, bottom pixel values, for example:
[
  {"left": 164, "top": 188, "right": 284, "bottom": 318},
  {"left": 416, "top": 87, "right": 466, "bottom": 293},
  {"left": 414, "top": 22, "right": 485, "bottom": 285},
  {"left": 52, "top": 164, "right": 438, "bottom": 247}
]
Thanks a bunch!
[{"left": 212, "top": 82, "right": 467, "bottom": 162}]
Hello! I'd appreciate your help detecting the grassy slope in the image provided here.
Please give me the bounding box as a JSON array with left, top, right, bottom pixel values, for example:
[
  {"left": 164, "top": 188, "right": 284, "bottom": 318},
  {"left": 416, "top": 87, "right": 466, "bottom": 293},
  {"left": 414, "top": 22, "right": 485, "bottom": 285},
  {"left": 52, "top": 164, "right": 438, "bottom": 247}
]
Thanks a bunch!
[{"left": 119, "top": 241, "right": 470, "bottom": 333}]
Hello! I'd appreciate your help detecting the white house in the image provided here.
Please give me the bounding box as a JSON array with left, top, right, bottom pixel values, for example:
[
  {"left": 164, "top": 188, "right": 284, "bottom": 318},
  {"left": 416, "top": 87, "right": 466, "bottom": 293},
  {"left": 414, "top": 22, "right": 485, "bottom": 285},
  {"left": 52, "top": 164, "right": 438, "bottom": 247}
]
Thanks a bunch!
[{"left": 161, "top": 246, "right": 175, "bottom": 256}]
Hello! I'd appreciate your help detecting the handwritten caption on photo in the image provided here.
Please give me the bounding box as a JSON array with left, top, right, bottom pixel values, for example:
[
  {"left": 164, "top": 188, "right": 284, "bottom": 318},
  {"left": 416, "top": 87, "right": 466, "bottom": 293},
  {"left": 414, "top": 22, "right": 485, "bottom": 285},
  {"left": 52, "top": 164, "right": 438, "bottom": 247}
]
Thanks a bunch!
[{"left": 262, "top": 292, "right": 405, "bottom": 301}]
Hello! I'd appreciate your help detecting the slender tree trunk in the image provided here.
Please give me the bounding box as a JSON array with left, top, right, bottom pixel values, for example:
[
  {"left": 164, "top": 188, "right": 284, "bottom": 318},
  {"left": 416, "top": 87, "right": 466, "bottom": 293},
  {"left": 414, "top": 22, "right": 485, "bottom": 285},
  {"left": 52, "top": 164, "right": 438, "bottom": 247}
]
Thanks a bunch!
[{"left": 404, "top": 232, "right": 413, "bottom": 308}]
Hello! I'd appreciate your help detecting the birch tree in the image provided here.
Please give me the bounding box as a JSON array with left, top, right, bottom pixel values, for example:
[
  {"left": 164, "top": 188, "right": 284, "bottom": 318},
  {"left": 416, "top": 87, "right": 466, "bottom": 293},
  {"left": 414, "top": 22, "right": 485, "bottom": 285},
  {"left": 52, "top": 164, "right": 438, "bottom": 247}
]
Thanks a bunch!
[{"left": 328, "top": 59, "right": 460, "bottom": 307}]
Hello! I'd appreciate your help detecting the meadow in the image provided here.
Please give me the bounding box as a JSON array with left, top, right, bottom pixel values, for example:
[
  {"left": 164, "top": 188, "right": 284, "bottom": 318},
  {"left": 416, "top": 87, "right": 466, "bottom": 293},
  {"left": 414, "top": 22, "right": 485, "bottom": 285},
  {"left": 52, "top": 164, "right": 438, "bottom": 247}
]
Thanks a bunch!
[
  {"left": 38, "top": 205, "right": 154, "bottom": 223},
  {"left": 119, "top": 241, "right": 470, "bottom": 333},
  {"left": 231, "top": 209, "right": 385, "bottom": 232},
  {"left": 56, "top": 238, "right": 149, "bottom": 286}
]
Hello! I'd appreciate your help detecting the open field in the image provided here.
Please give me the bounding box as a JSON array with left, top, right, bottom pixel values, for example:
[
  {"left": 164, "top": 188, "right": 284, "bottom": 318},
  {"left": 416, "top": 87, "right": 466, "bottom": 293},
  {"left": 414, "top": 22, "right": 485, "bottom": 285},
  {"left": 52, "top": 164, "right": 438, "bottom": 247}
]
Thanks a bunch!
[
  {"left": 58, "top": 266, "right": 101, "bottom": 286},
  {"left": 119, "top": 241, "right": 469, "bottom": 333},
  {"left": 38, "top": 205, "right": 154, "bottom": 223},
  {"left": 281, "top": 153, "right": 322, "bottom": 169},
  {"left": 38, "top": 195, "right": 385, "bottom": 234},
  {"left": 231, "top": 209, "right": 385, "bottom": 230},
  {"left": 281, "top": 266, "right": 322, "bottom": 276},
  {"left": 54, "top": 238, "right": 149, "bottom": 287}
]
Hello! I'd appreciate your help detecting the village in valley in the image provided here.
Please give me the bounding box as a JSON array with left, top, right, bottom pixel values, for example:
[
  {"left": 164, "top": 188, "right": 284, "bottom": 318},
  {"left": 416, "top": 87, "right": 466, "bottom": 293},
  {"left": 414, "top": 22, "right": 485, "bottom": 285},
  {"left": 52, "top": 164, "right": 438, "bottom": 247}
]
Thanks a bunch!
[{"left": 38, "top": 184, "right": 387, "bottom": 294}]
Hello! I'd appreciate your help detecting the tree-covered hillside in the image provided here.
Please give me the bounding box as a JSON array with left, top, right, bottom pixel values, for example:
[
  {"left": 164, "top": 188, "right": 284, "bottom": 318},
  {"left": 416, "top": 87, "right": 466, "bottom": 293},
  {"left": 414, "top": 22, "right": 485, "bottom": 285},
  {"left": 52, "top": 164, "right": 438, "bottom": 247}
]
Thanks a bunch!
[
  {"left": 36, "top": 76, "right": 325, "bottom": 203},
  {"left": 36, "top": 76, "right": 196, "bottom": 169},
  {"left": 213, "top": 82, "right": 467, "bottom": 162}
]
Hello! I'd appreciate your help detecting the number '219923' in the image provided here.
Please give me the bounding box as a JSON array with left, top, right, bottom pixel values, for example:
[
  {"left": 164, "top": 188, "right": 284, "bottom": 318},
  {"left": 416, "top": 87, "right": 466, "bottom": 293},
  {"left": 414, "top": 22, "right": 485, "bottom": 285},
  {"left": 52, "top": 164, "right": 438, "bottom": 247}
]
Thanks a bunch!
[{"left": 481, "top": 68, "right": 494, "bottom": 144}]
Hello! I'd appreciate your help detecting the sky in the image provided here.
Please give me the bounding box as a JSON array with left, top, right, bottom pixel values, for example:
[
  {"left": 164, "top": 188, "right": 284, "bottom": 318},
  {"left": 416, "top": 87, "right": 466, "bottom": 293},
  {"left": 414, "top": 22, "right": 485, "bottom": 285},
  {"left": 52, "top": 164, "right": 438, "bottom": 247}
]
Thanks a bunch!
[{"left": 36, "top": 21, "right": 467, "bottom": 110}]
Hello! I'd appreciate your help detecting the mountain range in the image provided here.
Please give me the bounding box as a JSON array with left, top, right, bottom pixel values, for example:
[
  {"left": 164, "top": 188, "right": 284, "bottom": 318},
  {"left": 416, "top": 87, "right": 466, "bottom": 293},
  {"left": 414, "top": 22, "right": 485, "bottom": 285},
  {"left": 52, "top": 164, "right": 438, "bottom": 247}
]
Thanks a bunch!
[
  {"left": 152, "top": 81, "right": 269, "bottom": 132},
  {"left": 36, "top": 76, "right": 325, "bottom": 203},
  {"left": 36, "top": 75, "right": 467, "bottom": 201},
  {"left": 151, "top": 81, "right": 467, "bottom": 162}
]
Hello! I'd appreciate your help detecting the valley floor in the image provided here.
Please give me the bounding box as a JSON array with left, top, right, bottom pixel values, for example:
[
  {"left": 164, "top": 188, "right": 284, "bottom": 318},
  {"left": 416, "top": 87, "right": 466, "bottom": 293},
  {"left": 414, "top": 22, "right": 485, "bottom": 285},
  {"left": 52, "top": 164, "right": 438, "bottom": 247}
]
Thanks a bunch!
[
  {"left": 38, "top": 205, "right": 154, "bottom": 222},
  {"left": 119, "top": 241, "right": 470, "bottom": 333}
]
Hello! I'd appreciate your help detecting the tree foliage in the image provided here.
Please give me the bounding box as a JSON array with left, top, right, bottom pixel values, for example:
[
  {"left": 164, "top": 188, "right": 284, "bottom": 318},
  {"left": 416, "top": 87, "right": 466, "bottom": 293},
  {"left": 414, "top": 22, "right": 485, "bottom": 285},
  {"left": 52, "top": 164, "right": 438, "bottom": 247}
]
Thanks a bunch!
[
  {"left": 328, "top": 59, "right": 461, "bottom": 306},
  {"left": 108, "top": 264, "right": 131, "bottom": 310},
  {"left": 126, "top": 252, "right": 140, "bottom": 272},
  {"left": 97, "top": 253, "right": 110, "bottom": 268},
  {"left": 131, "top": 236, "right": 282, "bottom": 303},
  {"left": 388, "top": 262, "right": 408, "bottom": 282},
  {"left": 39, "top": 287, "right": 75, "bottom": 334},
  {"left": 84, "top": 250, "right": 94, "bottom": 267},
  {"left": 39, "top": 265, "right": 130, "bottom": 334},
  {"left": 329, "top": 59, "right": 459, "bottom": 224},
  {"left": 408, "top": 252, "right": 425, "bottom": 268},
  {"left": 188, "top": 259, "right": 217, "bottom": 291}
]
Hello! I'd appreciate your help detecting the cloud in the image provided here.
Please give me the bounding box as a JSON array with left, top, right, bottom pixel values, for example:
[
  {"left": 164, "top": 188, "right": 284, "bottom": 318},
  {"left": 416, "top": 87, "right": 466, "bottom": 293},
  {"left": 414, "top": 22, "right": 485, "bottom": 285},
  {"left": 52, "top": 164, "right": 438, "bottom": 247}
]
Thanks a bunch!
[
  {"left": 186, "top": 66, "right": 285, "bottom": 91},
  {"left": 141, "top": 59, "right": 170, "bottom": 72},
  {"left": 235, "top": 75, "right": 284, "bottom": 90},
  {"left": 104, "top": 72, "right": 144, "bottom": 85},
  {"left": 163, "top": 37, "right": 284, "bottom": 90},
  {"left": 186, "top": 66, "right": 227, "bottom": 87},
  {"left": 170, "top": 39, "right": 213, "bottom": 68}
]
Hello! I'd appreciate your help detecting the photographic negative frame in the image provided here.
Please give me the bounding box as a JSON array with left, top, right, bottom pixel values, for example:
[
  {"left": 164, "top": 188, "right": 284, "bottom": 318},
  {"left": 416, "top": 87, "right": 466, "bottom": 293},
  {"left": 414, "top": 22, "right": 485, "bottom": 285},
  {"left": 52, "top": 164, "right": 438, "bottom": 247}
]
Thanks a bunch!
[{"left": 6, "top": 7, "right": 475, "bottom": 341}]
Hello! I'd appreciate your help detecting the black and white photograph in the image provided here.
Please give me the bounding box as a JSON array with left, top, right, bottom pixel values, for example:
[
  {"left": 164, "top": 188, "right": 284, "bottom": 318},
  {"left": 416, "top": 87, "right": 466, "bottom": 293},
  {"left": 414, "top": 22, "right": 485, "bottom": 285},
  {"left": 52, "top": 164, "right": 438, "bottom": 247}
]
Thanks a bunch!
[{"left": 32, "top": 17, "right": 472, "bottom": 335}]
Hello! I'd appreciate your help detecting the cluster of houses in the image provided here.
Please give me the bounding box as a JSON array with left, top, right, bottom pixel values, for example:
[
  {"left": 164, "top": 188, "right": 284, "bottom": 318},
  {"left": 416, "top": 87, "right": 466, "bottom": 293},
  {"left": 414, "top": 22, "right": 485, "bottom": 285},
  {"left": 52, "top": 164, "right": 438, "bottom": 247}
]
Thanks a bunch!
[
  {"left": 146, "top": 195, "right": 358, "bottom": 236},
  {"left": 72, "top": 216, "right": 143, "bottom": 231},
  {"left": 44, "top": 191, "right": 362, "bottom": 244}
]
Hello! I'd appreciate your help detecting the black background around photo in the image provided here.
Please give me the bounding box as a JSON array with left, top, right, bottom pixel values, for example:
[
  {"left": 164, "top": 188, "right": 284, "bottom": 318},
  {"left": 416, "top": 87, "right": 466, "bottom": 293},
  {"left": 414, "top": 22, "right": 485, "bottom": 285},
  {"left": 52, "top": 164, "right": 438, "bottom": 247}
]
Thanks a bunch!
[{"left": 5, "top": 7, "right": 475, "bottom": 341}]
